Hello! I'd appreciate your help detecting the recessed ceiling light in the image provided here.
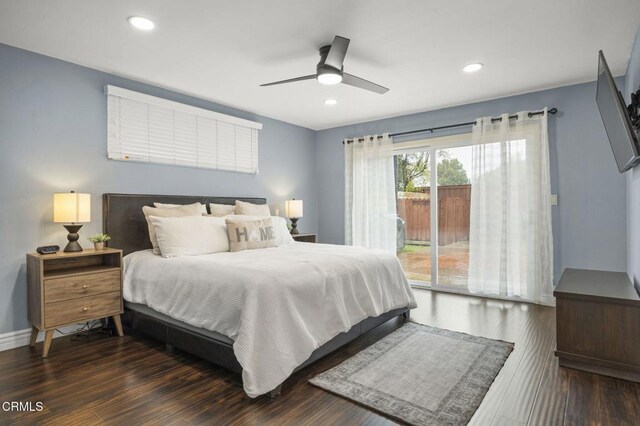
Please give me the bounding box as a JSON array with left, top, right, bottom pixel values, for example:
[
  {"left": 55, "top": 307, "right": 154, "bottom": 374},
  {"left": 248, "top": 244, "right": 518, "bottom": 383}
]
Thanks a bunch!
[
  {"left": 324, "top": 99, "right": 338, "bottom": 105},
  {"left": 128, "top": 16, "right": 155, "bottom": 31},
  {"left": 463, "top": 63, "right": 483, "bottom": 73}
]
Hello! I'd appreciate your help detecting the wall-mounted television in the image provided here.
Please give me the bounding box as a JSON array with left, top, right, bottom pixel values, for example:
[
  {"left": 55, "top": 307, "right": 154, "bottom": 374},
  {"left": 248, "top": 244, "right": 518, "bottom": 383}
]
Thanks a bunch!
[{"left": 596, "top": 50, "right": 640, "bottom": 173}]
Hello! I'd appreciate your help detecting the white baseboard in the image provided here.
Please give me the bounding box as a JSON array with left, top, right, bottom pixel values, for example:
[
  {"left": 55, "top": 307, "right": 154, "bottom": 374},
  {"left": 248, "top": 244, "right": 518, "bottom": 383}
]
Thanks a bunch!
[{"left": 0, "top": 325, "right": 84, "bottom": 352}]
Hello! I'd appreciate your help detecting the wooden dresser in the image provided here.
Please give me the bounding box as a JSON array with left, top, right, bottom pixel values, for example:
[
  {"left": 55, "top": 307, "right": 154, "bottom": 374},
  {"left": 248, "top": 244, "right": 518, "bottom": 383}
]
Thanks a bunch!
[
  {"left": 554, "top": 268, "right": 640, "bottom": 382},
  {"left": 27, "top": 248, "right": 124, "bottom": 357}
]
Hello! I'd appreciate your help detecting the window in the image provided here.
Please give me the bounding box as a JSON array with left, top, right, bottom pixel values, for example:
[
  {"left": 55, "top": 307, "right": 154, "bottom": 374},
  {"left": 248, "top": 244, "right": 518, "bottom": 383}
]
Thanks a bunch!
[{"left": 105, "top": 85, "right": 262, "bottom": 174}]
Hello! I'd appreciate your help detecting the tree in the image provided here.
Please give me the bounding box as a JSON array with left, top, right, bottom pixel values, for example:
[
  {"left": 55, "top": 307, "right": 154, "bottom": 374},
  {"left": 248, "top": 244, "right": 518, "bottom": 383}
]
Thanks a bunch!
[
  {"left": 395, "top": 152, "right": 429, "bottom": 192},
  {"left": 437, "top": 158, "right": 469, "bottom": 186},
  {"left": 396, "top": 150, "right": 463, "bottom": 192}
]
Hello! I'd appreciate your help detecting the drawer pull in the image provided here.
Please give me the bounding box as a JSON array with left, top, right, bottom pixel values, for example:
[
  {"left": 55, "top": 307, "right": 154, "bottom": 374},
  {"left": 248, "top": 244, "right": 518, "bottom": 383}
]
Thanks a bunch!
[
  {"left": 83, "top": 307, "right": 90, "bottom": 312},
  {"left": 82, "top": 284, "right": 89, "bottom": 289}
]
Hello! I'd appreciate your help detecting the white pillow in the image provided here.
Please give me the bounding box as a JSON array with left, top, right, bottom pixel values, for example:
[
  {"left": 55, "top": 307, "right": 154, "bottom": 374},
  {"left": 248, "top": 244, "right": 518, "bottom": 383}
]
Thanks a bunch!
[
  {"left": 143, "top": 203, "right": 204, "bottom": 255},
  {"left": 154, "top": 202, "right": 207, "bottom": 214},
  {"left": 225, "top": 215, "right": 293, "bottom": 246},
  {"left": 209, "top": 203, "right": 236, "bottom": 216},
  {"left": 235, "top": 200, "right": 271, "bottom": 217},
  {"left": 225, "top": 217, "right": 277, "bottom": 252},
  {"left": 148, "top": 215, "right": 229, "bottom": 258}
]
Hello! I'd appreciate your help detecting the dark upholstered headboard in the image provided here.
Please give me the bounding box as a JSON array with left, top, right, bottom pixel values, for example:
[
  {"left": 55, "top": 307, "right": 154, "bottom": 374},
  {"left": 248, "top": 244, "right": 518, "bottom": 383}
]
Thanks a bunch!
[{"left": 103, "top": 193, "right": 267, "bottom": 256}]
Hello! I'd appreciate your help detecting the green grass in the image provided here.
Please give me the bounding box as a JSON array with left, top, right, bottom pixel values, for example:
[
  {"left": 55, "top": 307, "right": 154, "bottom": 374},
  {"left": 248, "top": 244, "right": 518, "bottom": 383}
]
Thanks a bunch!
[{"left": 398, "top": 244, "right": 430, "bottom": 254}]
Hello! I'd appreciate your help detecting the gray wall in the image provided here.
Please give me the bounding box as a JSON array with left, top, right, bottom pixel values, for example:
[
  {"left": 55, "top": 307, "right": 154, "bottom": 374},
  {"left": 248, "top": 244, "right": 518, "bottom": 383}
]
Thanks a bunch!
[
  {"left": 0, "top": 44, "right": 318, "bottom": 334},
  {"left": 316, "top": 80, "right": 628, "bottom": 285},
  {"left": 626, "top": 25, "right": 640, "bottom": 285}
]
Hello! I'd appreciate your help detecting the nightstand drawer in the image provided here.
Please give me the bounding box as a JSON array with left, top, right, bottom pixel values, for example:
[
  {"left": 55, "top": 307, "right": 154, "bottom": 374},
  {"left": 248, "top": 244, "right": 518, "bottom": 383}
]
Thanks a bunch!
[
  {"left": 45, "top": 270, "right": 121, "bottom": 303},
  {"left": 44, "top": 291, "right": 122, "bottom": 328}
]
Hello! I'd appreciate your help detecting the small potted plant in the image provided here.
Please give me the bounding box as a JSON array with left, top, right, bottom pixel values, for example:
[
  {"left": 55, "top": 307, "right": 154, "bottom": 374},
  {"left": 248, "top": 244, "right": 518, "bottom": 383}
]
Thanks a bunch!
[{"left": 88, "top": 233, "right": 111, "bottom": 250}]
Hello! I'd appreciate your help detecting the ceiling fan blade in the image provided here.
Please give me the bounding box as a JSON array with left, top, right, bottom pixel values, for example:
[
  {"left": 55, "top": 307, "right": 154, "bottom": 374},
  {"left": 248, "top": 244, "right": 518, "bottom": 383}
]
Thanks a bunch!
[
  {"left": 260, "top": 74, "right": 316, "bottom": 87},
  {"left": 342, "top": 73, "right": 389, "bottom": 94},
  {"left": 324, "top": 36, "right": 350, "bottom": 70}
]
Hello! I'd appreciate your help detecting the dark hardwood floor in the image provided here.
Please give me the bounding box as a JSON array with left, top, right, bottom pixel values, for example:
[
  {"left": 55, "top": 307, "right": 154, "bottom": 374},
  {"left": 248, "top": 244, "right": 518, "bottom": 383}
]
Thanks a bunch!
[{"left": 1, "top": 289, "right": 639, "bottom": 425}]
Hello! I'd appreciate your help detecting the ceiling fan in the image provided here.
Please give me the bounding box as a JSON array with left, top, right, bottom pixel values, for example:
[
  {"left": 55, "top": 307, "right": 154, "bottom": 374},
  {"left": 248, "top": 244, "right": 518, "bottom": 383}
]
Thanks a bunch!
[{"left": 260, "top": 36, "right": 389, "bottom": 94}]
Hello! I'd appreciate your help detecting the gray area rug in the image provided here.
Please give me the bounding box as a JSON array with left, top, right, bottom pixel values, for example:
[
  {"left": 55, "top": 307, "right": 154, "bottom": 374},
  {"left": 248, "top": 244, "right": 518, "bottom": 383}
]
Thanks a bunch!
[{"left": 309, "top": 322, "right": 514, "bottom": 425}]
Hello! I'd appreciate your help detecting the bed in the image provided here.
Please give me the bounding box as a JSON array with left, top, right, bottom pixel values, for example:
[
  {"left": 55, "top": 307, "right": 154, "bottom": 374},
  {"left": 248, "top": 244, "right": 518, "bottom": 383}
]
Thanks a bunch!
[{"left": 103, "top": 193, "right": 416, "bottom": 398}]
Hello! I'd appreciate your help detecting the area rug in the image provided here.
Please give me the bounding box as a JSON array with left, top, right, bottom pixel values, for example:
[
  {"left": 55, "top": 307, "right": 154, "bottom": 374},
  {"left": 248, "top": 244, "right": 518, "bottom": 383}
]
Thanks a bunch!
[{"left": 309, "top": 322, "right": 513, "bottom": 425}]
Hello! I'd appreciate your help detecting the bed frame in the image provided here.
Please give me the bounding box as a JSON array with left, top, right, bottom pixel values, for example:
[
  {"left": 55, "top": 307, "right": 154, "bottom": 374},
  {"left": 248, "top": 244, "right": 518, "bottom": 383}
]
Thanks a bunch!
[{"left": 102, "top": 193, "right": 411, "bottom": 397}]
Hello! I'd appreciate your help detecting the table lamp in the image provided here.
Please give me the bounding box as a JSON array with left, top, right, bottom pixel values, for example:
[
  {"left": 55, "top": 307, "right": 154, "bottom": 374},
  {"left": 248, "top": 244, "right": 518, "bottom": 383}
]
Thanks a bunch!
[
  {"left": 53, "top": 191, "right": 91, "bottom": 252},
  {"left": 285, "top": 199, "right": 303, "bottom": 235}
]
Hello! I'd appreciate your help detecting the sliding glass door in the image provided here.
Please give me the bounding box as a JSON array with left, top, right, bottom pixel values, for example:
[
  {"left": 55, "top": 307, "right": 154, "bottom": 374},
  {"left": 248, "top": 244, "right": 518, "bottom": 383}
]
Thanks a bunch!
[
  {"left": 394, "top": 134, "right": 473, "bottom": 292},
  {"left": 393, "top": 113, "right": 553, "bottom": 306},
  {"left": 434, "top": 145, "right": 472, "bottom": 290},
  {"left": 395, "top": 150, "right": 432, "bottom": 285}
]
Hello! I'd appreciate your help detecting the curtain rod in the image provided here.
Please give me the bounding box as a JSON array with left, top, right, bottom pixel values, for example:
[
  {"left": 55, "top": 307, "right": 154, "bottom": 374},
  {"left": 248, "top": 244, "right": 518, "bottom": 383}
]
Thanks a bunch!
[{"left": 343, "top": 107, "right": 558, "bottom": 144}]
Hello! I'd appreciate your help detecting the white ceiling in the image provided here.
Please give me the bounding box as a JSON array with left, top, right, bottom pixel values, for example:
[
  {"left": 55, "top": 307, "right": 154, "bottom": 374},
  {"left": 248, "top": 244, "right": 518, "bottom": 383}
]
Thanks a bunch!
[{"left": 1, "top": 0, "right": 640, "bottom": 130}]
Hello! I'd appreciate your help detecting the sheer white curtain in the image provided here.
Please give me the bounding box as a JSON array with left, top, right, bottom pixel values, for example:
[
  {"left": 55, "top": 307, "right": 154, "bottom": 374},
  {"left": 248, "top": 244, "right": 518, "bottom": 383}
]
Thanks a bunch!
[
  {"left": 468, "top": 109, "right": 553, "bottom": 305},
  {"left": 344, "top": 133, "right": 397, "bottom": 253}
]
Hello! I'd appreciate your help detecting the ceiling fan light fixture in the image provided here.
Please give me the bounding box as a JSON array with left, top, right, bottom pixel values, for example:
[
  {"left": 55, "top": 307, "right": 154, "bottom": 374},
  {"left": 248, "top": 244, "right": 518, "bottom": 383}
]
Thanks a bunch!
[
  {"left": 259, "top": 35, "right": 387, "bottom": 94},
  {"left": 128, "top": 16, "right": 155, "bottom": 31},
  {"left": 463, "top": 63, "right": 483, "bottom": 73},
  {"left": 317, "top": 72, "right": 342, "bottom": 85}
]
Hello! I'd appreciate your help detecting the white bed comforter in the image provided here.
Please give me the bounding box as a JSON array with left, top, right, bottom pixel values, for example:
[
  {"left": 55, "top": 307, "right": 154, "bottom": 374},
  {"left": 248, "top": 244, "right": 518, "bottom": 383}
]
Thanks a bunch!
[{"left": 123, "top": 242, "right": 417, "bottom": 397}]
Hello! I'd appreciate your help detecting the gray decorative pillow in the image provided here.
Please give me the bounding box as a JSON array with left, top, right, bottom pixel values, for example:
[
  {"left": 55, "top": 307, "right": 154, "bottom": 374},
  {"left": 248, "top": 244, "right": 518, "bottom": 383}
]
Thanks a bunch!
[{"left": 226, "top": 218, "right": 277, "bottom": 252}]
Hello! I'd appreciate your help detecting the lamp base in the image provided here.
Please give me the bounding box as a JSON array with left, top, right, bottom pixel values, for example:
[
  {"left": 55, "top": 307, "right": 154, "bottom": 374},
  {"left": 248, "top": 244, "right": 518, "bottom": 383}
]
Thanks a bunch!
[
  {"left": 63, "top": 224, "right": 84, "bottom": 252},
  {"left": 290, "top": 218, "right": 300, "bottom": 235}
]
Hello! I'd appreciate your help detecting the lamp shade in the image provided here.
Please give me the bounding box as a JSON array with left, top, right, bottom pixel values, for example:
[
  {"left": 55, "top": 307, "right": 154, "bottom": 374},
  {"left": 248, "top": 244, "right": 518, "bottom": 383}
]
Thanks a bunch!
[
  {"left": 285, "top": 199, "right": 303, "bottom": 218},
  {"left": 53, "top": 192, "right": 91, "bottom": 223}
]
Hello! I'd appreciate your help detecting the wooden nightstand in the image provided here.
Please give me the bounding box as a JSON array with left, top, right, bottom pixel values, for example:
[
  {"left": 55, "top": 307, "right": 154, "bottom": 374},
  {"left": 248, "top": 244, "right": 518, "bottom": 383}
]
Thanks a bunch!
[
  {"left": 26, "top": 248, "right": 124, "bottom": 357},
  {"left": 291, "top": 233, "right": 317, "bottom": 243}
]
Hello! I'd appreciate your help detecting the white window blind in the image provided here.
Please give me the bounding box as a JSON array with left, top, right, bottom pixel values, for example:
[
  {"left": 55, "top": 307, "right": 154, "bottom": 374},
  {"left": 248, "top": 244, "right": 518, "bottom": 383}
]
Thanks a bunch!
[{"left": 105, "top": 85, "right": 262, "bottom": 174}]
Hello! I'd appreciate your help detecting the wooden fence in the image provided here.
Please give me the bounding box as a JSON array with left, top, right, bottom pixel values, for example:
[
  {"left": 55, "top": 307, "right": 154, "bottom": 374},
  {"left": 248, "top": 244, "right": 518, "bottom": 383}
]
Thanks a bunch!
[{"left": 397, "top": 184, "right": 471, "bottom": 246}]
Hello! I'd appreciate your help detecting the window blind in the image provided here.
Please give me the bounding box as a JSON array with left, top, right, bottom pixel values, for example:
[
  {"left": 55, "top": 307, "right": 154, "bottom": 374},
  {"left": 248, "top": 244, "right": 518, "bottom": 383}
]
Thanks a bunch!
[{"left": 105, "top": 85, "right": 262, "bottom": 174}]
